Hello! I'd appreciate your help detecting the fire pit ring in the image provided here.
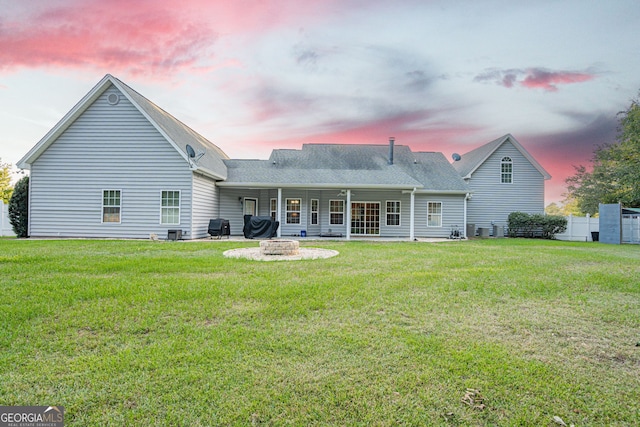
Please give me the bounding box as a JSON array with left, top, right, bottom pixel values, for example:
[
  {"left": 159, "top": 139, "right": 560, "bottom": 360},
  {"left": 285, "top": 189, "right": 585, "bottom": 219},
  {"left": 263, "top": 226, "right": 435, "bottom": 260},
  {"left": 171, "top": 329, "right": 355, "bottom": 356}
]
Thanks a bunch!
[
  {"left": 223, "top": 240, "right": 338, "bottom": 262},
  {"left": 260, "top": 239, "right": 299, "bottom": 256}
]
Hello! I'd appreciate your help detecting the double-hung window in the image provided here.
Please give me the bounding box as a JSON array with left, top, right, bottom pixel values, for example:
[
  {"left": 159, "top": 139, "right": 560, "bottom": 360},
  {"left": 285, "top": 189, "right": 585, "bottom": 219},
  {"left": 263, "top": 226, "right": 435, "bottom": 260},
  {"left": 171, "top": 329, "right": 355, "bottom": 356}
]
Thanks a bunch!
[
  {"left": 102, "top": 190, "right": 121, "bottom": 223},
  {"left": 386, "top": 201, "right": 401, "bottom": 226},
  {"left": 286, "top": 198, "right": 301, "bottom": 224},
  {"left": 501, "top": 157, "right": 513, "bottom": 183},
  {"left": 270, "top": 198, "right": 277, "bottom": 221},
  {"left": 310, "top": 199, "right": 319, "bottom": 225},
  {"left": 427, "top": 201, "right": 442, "bottom": 227},
  {"left": 329, "top": 200, "right": 344, "bottom": 225},
  {"left": 161, "top": 191, "right": 180, "bottom": 225}
]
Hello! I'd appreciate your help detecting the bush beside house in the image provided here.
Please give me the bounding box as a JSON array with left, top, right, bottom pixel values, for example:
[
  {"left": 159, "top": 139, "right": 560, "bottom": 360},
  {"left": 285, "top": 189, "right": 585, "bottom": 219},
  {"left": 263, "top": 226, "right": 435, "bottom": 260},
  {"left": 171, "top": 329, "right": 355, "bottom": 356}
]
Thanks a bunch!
[
  {"left": 9, "top": 176, "right": 28, "bottom": 238},
  {"left": 508, "top": 211, "right": 567, "bottom": 239}
]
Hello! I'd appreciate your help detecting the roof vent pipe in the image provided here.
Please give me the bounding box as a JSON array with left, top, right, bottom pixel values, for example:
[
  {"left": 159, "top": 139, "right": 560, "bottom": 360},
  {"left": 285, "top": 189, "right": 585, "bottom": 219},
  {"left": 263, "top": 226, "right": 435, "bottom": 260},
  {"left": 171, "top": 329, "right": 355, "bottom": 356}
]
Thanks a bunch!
[{"left": 388, "top": 137, "right": 395, "bottom": 165}]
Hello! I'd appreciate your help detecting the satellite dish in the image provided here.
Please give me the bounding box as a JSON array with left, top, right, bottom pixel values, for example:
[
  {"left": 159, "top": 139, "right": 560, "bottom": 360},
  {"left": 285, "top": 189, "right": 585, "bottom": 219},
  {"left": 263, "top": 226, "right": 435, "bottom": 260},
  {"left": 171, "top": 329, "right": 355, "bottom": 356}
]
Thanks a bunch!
[
  {"left": 452, "top": 153, "right": 461, "bottom": 161},
  {"left": 186, "top": 144, "right": 196, "bottom": 158}
]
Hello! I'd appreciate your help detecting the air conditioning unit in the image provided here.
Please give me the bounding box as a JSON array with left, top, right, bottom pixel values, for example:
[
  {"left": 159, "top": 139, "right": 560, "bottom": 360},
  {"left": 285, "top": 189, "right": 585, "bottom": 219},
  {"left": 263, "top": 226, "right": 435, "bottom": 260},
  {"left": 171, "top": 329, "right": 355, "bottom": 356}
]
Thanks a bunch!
[{"left": 167, "top": 230, "right": 182, "bottom": 240}]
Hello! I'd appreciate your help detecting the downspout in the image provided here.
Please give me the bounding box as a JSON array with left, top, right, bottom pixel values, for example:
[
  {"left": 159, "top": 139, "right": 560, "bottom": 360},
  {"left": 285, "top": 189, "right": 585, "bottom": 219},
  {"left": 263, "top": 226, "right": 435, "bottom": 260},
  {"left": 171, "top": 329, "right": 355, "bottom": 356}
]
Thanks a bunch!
[
  {"left": 464, "top": 193, "right": 471, "bottom": 238},
  {"left": 27, "top": 171, "right": 32, "bottom": 237},
  {"left": 346, "top": 189, "right": 351, "bottom": 240},
  {"left": 410, "top": 187, "right": 416, "bottom": 241},
  {"left": 277, "top": 188, "right": 282, "bottom": 238}
]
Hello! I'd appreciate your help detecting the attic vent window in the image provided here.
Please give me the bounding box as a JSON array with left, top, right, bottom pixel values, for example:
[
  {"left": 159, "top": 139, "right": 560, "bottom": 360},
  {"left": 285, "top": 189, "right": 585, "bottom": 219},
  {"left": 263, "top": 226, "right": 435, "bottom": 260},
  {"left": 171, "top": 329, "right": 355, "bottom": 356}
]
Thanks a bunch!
[
  {"left": 501, "top": 156, "right": 513, "bottom": 183},
  {"left": 107, "top": 93, "right": 120, "bottom": 105}
]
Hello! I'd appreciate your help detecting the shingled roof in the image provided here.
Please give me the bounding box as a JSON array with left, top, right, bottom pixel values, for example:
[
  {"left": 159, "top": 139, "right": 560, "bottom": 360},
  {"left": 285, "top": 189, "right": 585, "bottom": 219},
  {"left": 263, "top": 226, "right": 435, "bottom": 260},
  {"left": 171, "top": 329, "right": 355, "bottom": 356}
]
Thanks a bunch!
[
  {"left": 112, "top": 76, "right": 229, "bottom": 179},
  {"left": 219, "top": 143, "right": 469, "bottom": 192}
]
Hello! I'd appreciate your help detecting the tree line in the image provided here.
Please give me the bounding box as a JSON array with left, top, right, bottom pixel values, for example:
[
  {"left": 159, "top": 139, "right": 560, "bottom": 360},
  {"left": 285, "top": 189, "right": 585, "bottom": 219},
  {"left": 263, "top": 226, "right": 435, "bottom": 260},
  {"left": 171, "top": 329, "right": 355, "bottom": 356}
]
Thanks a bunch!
[{"left": 565, "top": 92, "right": 640, "bottom": 214}]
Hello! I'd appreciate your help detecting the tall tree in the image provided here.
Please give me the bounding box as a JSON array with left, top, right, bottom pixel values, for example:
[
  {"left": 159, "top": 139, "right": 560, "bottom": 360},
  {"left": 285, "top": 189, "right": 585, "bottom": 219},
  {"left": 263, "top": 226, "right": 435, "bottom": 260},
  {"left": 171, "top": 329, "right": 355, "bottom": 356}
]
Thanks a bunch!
[
  {"left": 559, "top": 197, "right": 584, "bottom": 216},
  {"left": 0, "top": 159, "right": 12, "bottom": 203},
  {"left": 545, "top": 202, "right": 562, "bottom": 216},
  {"left": 566, "top": 94, "right": 640, "bottom": 214}
]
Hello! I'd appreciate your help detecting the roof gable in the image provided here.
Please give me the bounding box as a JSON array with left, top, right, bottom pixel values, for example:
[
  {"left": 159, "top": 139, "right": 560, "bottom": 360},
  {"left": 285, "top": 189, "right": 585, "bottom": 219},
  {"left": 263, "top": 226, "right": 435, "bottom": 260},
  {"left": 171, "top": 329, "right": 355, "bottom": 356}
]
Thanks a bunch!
[
  {"left": 452, "top": 134, "right": 551, "bottom": 180},
  {"left": 17, "top": 74, "right": 228, "bottom": 180}
]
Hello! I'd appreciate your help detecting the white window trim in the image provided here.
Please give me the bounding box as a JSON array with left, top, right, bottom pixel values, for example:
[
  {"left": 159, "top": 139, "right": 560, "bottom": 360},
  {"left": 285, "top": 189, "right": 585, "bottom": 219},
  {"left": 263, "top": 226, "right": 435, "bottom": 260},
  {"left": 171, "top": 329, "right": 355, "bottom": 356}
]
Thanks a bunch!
[
  {"left": 427, "top": 201, "right": 443, "bottom": 228},
  {"left": 329, "top": 199, "right": 345, "bottom": 225},
  {"left": 351, "top": 201, "right": 381, "bottom": 236},
  {"left": 310, "top": 199, "right": 319, "bottom": 225},
  {"left": 243, "top": 198, "right": 258, "bottom": 216},
  {"left": 160, "top": 190, "right": 181, "bottom": 225},
  {"left": 101, "top": 189, "right": 122, "bottom": 224},
  {"left": 270, "top": 198, "right": 277, "bottom": 221},
  {"left": 285, "top": 198, "right": 301, "bottom": 224},
  {"left": 501, "top": 156, "right": 513, "bottom": 184},
  {"left": 385, "top": 200, "right": 401, "bottom": 227}
]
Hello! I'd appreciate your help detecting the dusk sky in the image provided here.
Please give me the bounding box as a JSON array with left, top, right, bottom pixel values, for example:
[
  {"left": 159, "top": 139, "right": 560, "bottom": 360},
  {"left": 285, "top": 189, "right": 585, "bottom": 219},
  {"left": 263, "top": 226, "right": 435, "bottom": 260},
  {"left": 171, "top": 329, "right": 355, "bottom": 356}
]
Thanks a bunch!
[{"left": 1, "top": 0, "right": 639, "bottom": 204}]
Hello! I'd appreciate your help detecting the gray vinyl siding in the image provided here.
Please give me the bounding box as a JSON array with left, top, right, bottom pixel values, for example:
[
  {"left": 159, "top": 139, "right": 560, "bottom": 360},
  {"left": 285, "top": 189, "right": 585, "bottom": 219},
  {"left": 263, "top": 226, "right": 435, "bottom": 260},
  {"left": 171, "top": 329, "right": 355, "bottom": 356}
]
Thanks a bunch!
[
  {"left": 191, "top": 173, "right": 219, "bottom": 238},
  {"left": 218, "top": 188, "right": 257, "bottom": 235},
  {"left": 218, "top": 188, "right": 309, "bottom": 237},
  {"left": 319, "top": 193, "right": 347, "bottom": 237},
  {"left": 279, "top": 190, "right": 309, "bottom": 237},
  {"left": 413, "top": 194, "right": 465, "bottom": 238},
  {"left": 28, "top": 86, "right": 193, "bottom": 239},
  {"left": 466, "top": 142, "right": 545, "bottom": 230},
  {"left": 219, "top": 187, "right": 459, "bottom": 238},
  {"left": 344, "top": 190, "right": 411, "bottom": 237}
]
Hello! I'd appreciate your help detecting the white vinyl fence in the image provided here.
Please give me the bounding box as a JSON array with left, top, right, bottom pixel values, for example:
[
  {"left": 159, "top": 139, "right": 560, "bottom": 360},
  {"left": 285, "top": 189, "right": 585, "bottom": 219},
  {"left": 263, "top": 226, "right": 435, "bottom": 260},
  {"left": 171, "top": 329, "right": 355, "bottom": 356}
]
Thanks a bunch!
[
  {"left": 1, "top": 202, "right": 15, "bottom": 237},
  {"left": 622, "top": 212, "right": 640, "bottom": 244},
  {"left": 555, "top": 214, "right": 599, "bottom": 242}
]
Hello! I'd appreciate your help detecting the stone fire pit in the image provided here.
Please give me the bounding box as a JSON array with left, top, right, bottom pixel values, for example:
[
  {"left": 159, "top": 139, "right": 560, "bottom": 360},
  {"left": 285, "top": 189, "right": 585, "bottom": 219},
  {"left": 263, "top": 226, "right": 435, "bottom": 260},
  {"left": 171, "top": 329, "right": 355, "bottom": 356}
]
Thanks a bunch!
[
  {"left": 223, "top": 239, "right": 338, "bottom": 262},
  {"left": 260, "top": 239, "right": 299, "bottom": 256}
]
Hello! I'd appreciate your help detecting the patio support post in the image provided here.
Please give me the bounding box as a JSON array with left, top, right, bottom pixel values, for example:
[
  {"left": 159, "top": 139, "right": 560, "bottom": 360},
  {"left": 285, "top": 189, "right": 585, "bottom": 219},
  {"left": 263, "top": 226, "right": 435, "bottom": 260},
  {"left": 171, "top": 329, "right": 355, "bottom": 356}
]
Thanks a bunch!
[
  {"left": 409, "top": 188, "right": 416, "bottom": 240},
  {"left": 277, "top": 188, "right": 282, "bottom": 238},
  {"left": 346, "top": 189, "right": 351, "bottom": 240}
]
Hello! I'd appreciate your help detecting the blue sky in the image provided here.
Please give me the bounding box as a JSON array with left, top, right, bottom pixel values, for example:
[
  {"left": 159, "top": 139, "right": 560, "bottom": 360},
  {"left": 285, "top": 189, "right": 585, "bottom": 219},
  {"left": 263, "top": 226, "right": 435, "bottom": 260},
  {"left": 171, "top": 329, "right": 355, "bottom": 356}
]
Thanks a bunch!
[{"left": 1, "top": 0, "right": 639, "bottom": 203}]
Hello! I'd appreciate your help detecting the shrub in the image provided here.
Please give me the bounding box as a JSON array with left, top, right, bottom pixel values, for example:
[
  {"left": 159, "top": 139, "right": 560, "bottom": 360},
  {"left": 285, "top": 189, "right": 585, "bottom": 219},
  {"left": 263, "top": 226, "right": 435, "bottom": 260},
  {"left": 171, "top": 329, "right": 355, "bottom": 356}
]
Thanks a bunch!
[
  {"left": 540, "top": 215, "right": 568, "bottom": 239},
  {"left": 507, "top": 211, "right": 567, "bottom": 239},
  {"left": 9, "top": 176, "right": 29, "bottom": 238},
  {"left": 507, "top": 211, "right": 533, "bottom": 237}
]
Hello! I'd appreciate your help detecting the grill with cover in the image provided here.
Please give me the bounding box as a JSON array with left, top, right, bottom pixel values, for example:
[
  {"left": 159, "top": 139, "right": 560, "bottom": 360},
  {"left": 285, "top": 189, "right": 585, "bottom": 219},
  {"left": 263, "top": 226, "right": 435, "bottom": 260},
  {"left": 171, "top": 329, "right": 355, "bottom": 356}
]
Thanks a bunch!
[{"left": 208, "top": 218, "right": 230, "bottom": 238}]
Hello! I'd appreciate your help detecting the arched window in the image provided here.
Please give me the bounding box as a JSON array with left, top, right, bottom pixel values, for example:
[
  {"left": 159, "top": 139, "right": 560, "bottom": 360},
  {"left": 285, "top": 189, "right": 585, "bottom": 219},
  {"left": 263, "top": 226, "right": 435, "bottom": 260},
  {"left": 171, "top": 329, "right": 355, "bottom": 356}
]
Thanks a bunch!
[{"left": 501, "top": 157, "right": 512, "bottom": 183}]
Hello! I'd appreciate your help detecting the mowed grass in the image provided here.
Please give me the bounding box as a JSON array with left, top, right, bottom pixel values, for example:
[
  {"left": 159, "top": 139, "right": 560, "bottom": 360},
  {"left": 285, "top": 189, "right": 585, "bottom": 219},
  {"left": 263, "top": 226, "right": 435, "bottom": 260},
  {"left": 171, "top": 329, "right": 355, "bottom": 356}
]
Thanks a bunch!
[{"left": 0, "top": 238, "right": 639, "bottom": 426}]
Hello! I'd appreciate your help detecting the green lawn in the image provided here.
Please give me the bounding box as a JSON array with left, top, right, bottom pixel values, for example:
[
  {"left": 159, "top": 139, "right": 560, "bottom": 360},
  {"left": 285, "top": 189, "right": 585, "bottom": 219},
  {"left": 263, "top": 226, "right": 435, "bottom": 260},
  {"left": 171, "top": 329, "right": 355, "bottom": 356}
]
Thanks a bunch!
[{"left": 1, "top": 238, "right": 639, "bottom": 426}]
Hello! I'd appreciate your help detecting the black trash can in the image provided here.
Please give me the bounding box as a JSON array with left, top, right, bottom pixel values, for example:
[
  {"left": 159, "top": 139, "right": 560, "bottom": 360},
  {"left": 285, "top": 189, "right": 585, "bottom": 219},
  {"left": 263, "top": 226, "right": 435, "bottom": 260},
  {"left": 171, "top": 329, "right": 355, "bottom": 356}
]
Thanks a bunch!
[{"left": 591, "top": 231, "right": 599, "bottom": 242}]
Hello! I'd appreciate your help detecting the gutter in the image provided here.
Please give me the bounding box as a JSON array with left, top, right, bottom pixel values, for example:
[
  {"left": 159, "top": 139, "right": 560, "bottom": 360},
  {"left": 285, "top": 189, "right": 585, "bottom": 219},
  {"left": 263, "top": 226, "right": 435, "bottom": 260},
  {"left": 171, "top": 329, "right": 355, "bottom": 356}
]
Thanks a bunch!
[
  {"left": 191, "top": 167, "right": 227, "bottom": 181},
  {"left": 215, "top": 182, "right": 423, "bottom": 190},
  {"left": 413, "top": 189, "right": 472, "bottom": 195}
]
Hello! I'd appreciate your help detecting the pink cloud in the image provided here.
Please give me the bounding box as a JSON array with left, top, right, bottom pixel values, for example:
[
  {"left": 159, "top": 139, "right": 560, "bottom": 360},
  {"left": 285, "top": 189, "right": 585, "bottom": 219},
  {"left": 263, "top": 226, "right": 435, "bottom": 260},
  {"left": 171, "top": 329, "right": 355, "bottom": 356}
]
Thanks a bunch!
[
  {"left": 251, "top": 110, "right": 483, "bottom": 156},
  {"left": 521, "top": 68, "right": 594, "bottom": 92},
  {"left": 0, "top": 0, "right": 217, "bottom": 77},
  {"left": 475, "top": 67, "right": 596, "bottom": 91},
  {"left": 0, "top": 0, "right": 336, "bottom": 77}
]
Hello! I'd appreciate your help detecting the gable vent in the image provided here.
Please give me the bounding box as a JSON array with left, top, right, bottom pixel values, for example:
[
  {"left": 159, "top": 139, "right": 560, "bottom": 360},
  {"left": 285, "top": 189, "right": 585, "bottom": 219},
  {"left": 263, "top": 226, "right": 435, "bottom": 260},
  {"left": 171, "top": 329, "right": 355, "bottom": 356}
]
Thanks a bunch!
[{"left": 107, "top": 93, "right": 120, "bottom": 105}]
